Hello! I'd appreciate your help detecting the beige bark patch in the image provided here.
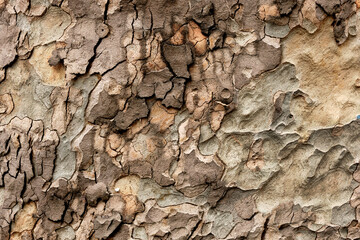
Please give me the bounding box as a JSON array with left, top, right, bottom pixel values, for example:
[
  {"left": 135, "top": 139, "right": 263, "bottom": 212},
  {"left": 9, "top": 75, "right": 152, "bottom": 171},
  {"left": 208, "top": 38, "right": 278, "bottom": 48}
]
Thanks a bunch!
[
  {"left": 258, "top": 5, "right": 279, "bottom": 20},
  {"left": 113, "top": 175, "right": 140, "bottom": 195},
  {"left": 170, "top": 24, "right": 186, "bottom": 46},
  {"left": 29, "top": 44, "right": 66, "bottom": 86},
  {"left": 149, "top": 101, "right": 177, "bottom": 132},
  {"left": 283, "top": 17, "right": 360, "bottom": 132},
  {"left": 11, "top": 202, "right": 37, "bottom": 237},
  {"left": 0, "top": 93, "right": 14, "bottom": 116},
  {"left": 188, "top": 21, "right": 208, "bottom": 55}
]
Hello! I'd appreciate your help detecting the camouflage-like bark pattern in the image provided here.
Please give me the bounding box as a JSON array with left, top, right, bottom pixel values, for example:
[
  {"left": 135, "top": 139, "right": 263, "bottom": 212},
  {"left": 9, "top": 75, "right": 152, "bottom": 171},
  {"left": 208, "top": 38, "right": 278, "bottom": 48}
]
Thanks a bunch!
[{"left": 1, "top": 0, "right": 360, "bottom": 239}]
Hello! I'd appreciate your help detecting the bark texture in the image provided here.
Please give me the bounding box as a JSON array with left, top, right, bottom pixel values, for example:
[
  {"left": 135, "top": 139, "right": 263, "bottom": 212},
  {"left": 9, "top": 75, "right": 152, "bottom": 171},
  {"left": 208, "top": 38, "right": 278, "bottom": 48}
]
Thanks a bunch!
[{"left": 1, "top": 0, "right": 360, "bottom": 239}]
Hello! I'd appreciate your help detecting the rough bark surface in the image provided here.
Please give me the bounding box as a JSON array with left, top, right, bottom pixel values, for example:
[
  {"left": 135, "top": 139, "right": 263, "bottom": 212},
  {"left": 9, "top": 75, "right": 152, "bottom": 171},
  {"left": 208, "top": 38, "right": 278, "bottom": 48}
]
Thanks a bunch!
[{"left": 1, "top": 0, "right": 360, "bottom": 239}]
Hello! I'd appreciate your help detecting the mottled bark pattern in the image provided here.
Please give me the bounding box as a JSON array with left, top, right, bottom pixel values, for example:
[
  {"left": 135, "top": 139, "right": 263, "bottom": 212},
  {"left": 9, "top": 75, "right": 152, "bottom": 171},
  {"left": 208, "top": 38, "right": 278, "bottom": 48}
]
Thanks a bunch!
[{"left": 0, "top": 0, "right": 360, "bottom": 239}]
